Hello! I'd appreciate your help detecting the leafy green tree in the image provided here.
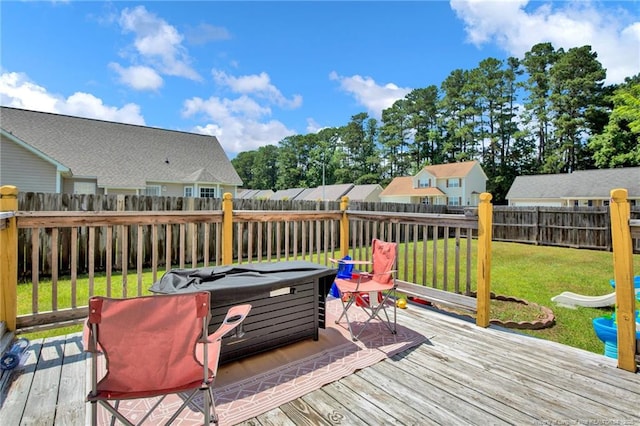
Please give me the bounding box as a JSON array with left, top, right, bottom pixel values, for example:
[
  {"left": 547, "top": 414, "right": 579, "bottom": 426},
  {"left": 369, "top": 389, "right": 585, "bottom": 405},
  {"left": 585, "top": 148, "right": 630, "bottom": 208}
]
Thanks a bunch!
[
  {"left": 276, "top": 135, "right": 311, "bottom": 189},
  {"left": 520, "top": 42, "right": 559, "bottom": 171},
  {"left": 356, "top": 117, "right": 382, "bottom": 184},
  {"left": 380, "top": 99, "right": 412, "bottom": 178},
  {"left": 439, "top": 69, "right": 479, "bottom": 162},
  {"left": 548, "top": 45, "right": 606, "bottom": 172},
  {"left": 251, "top": 145, "right": 279, "bottom": 190},
  {"left": 231, "top": 151, "right": 257, "bottom": 189},
  {"left": 589, "top": 76, "right": 640, "bottom": 167}
]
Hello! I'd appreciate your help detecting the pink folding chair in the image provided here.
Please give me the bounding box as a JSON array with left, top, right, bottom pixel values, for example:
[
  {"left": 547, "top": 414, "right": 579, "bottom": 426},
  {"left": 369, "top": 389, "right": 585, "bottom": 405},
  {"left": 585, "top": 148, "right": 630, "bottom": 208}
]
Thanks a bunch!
[
  {"left": 331, "top": 239, "right": 398, "bottom": 341},
  {"left": 85, "top": 292, "right": 250, "bottom": 425}
]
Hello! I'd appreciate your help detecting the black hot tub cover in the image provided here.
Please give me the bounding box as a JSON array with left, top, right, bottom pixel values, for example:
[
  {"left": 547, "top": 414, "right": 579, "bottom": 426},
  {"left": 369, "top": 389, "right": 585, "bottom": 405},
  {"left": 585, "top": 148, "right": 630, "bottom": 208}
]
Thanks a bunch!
[{"left": 150, "top": 260, "right": 336, "bottom": 304}]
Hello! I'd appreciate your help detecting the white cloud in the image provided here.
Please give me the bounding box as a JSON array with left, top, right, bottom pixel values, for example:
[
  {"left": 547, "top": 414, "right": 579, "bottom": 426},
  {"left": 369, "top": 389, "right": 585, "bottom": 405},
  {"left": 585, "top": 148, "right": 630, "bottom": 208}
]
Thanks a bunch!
[
  {"left": 450, "top": 0, "right": 640, "bottom": 84},
  {"left": 118, "top": 6, "right": 201, "bottom": 82},
  {"left": 306, "top": 118, "right": 323, "bottom": 134},
  {"left": 184, "top": 23, "right": 231, "bottom": 45},
  {"left": 329, "top": 71, "right": 412, "bottom": 119},
  {"left": 212, "top": 70, "right": 303, "bottom": 109},
  {"left": 182, "top": 95, "right": 295, "bottom": 154},
  {"left": 0, "top": 71, "right": 145, "bottom": 125},
  {"left": 109, "top": 63, "right": 163, "bottom": 91}
]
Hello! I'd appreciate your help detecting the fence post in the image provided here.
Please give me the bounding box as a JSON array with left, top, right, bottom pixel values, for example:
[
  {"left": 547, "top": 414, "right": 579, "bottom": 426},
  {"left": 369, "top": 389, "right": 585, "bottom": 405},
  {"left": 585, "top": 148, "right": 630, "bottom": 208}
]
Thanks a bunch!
[
  {"left": 222, "top": 193, "right": 233, "bottom": 265},
  {"left": 340, "top": 196, "right": 349, "bottom": 257},
  {"left": 609, "top": 188, "right": 637, "bottom": 373},
  {"left": 476, "top": 192, "right": 493, "bottom": 328},
  {"left": 0, "top": 185, "right": 18, "bottom": 331}
]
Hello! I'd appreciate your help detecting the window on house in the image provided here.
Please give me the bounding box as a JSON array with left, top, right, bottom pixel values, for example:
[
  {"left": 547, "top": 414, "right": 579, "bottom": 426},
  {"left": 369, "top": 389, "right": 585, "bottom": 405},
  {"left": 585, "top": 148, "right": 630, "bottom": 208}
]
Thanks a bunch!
[
  {"left": 447, "top": 178, "right": 460, "bottom": 188},
  {"left": 200, "top": 187, "right": 217, "bottom": 198},
  {"left": 448, "top": 197, "right": 461, "bottom": 206},
  {"left": 184, "top": 186, "right": 194, "bottom": 197},
  {"left": 74, "top": 182, "right": 96, "bottom": 194},
  {"left": 144, "top": 185, "right": 161, "bottom": 196},
  {"left": 418, "top": 179, "right": 430, "bottom": 188}
]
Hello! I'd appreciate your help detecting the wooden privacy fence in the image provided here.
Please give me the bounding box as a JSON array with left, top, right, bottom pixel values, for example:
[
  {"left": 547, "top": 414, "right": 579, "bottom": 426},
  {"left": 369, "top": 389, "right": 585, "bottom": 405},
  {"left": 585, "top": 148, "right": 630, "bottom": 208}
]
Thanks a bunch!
[
  {"left": 493, "top": 205, "right": 640, "bottom": 252},
  {"left": 0, "top": 186, "right": 493, "bottom": 336}
]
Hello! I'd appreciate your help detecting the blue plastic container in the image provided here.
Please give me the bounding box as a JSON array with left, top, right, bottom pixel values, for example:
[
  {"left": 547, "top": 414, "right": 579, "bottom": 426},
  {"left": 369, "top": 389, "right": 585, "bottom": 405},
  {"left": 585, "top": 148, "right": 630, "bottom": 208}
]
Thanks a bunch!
[
  {"left": 592, "top": 315, "right": 640, "bottom": 359},
  {"left": 609, "top": 276, "right": 640, "bottom": 288},
  {"left": 329, "top": 255, "right": 354, "bottom": 298}
]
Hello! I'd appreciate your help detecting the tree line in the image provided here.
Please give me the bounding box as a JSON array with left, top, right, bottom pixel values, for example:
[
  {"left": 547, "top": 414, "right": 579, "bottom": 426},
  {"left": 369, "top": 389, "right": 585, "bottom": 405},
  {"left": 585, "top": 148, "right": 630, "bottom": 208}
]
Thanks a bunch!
[{"left": 232, "top": 42, "right": 640, "bottom": 204}]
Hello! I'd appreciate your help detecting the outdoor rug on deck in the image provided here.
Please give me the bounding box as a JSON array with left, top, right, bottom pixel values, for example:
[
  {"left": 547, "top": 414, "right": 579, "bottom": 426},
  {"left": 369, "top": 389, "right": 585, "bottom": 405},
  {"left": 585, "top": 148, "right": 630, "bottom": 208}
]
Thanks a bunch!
[{"left": 94, "top": 298, "right": 426, "bottom": 426}]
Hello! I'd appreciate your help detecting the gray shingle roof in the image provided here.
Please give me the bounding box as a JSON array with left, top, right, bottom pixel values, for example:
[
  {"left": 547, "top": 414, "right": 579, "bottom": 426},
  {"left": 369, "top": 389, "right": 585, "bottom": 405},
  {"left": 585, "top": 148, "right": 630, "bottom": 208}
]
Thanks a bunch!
[
  {"left": 298, "top": 184, "right": 354, "bottom": 201},
  {"left": 506, "top": 167, "right": 640, "bottom": 200},
  {"left": 271, "top": 188, "right": 306, "bottom": 200},
  {"left": 1, "top": 107, "right": 242, "bottom": 189},
  {"left": 344, "top": 184, "right": 382, "bottom": 201}
]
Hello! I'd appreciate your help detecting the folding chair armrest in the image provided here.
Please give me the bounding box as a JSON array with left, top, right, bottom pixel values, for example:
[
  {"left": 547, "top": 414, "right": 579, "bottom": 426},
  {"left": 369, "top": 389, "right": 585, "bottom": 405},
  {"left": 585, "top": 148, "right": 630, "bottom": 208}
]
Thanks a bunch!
[{"left": 208, "top": 304, "right": 252, "bottom": 342}]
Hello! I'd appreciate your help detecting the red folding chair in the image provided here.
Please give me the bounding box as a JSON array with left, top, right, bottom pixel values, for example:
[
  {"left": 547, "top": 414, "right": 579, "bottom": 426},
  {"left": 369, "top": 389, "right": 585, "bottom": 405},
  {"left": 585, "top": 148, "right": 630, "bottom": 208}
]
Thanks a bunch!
[
  {"left": 331, "top": 239, "right": 398, "bottom": 341},
  {"left": 85, "top": 292, "right": 250, "bottom": 425}
]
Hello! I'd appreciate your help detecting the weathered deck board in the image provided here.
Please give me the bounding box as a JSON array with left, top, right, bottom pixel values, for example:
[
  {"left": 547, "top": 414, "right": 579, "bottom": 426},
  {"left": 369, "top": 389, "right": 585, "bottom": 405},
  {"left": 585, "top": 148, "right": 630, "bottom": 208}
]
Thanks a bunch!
[{"left": 1, "top": 303, "right": 638, "bottom": 425}]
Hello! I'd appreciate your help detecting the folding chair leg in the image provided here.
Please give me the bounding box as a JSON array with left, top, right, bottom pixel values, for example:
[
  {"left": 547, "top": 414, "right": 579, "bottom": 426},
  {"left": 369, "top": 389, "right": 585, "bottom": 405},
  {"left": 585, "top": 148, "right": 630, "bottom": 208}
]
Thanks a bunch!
[{"left": 335, "top": 294, "right": 359, "bottom": 341}]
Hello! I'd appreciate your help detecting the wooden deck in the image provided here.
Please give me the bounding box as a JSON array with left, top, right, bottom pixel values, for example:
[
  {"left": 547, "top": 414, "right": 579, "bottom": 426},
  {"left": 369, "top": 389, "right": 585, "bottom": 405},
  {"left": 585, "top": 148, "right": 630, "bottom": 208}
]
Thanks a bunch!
[{"left": 1, "top": 303, "right": 639, "bottom": 425}]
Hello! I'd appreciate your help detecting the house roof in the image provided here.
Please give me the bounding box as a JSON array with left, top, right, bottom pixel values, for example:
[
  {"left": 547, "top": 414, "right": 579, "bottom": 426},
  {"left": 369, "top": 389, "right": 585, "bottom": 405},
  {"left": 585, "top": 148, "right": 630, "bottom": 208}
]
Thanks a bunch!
[
  {"left": 420, "top": 160, "right": 483, "bottom": 178},
  {"left": 506, "top": 167, "right": 640, "bottom": 200},
  {"left": 0, "top": 106, "right": 242, "bottom": 189},
  {"left": 270, "top": 188, "right": 306, "bottom": 200},
  {"left": 237, "top": 189, "right": 260, "bottom": 199},
  {"left": 298, "top": 184, "right": 354, "bottom": 201},
  {"left": 380, "top": 177, "right": 445, "bottom": 197},
  {"left": 344, "top": 184, "right": 382, "bottom": 202}
]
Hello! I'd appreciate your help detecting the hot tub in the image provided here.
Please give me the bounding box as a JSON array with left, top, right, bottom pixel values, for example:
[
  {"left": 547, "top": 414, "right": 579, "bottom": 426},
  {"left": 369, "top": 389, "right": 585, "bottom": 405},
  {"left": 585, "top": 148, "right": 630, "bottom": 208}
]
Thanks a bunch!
[{"left": 150, "top": 261, "right": 337, "bottom": 363}]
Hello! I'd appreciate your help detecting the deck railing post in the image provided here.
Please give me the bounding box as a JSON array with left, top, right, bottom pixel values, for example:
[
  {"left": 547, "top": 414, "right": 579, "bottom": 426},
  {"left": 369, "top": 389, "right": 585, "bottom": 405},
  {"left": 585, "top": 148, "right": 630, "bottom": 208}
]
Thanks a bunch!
[
  {"left": 340, "top": 196, "right": 349, "bottom": 257},
  {"left": 609, "top": 188, "right": 637, "bottom": 373},
  {"left": 222, "top": 192, "right": 233, "bottom": 265},
  {"left": 0, "top": 185, "right": 19, "bottom": 331},
  {"left": 476, "top": 192, "right": 493, "bottom": 328}
]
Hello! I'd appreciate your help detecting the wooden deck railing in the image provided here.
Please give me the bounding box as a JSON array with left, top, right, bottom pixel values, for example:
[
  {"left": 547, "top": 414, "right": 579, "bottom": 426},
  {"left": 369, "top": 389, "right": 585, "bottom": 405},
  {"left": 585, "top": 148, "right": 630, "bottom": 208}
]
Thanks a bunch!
[
  {"left": 0, "top": 185, "right": 495, "bottom": 335},
  {"left": 609, "top": 188, "right": 639, "bottom": 373}
]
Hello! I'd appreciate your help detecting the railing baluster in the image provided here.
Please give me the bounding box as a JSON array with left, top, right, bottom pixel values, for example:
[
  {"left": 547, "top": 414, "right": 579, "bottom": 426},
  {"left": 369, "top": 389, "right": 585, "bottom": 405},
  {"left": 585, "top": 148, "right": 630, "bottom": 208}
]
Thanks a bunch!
[
  {"left": 138, "top": 224, "right": 144, "bottom": 296},
  {"left": 432, "top": 225, "right": 438, "bottom": 288},
  {"left": 152, "top": 224, "right": 158, "bottom": 282},
  {"left": 237, "top": 222, "right": 244, "bottom": 264},
  {"left": 88, "top": 226, "right": 95, "bottom": 296},
  {"left": 203, "top": 223, "right": 210, "bottom": 267},
  {"left": 165, "top": 224, "right": 172, "bottom": 272},
  {"left": 179, "top": 223, "right": 185, "bottom": 269},
  {"left": 122, "top": 224, "right": 128, "bottom": 298},
  {"left": 51, "top": 227, "right": 59, "bottom": 311},
  {"left": 71, "top": 227, "right": 77, "bottom": 308},
  {"left": 31, "top": 228, "right": 39, "bottom": 314}
]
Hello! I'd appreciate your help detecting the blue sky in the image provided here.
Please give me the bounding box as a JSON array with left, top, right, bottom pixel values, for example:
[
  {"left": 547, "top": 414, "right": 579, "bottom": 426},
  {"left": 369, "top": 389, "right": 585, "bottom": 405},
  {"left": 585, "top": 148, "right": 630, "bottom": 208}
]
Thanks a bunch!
[{"left": 1, "top": 1, "right": 639, "bottom": 158}]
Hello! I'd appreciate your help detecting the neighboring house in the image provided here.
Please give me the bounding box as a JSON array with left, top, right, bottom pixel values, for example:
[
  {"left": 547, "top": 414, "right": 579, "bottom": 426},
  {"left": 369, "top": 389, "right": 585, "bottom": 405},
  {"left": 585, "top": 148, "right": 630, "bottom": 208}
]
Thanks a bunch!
[
  {"left": 344, "top": 184, "right": 383, "bottom": 202},
  {"left": 380, "top": 161, "right": 487, "bottom": 206},
  {"left": 297, "top": 184, "right": 355, "bottom": 201},
  {"left": 0, "top": 107, "right": 242, "bottom": 197},
  {"left": 506, "top": 167, "right": 640, "bottom": 207},
  {"left": 271, "top": 188, "right": 306, "bottom": 201}
]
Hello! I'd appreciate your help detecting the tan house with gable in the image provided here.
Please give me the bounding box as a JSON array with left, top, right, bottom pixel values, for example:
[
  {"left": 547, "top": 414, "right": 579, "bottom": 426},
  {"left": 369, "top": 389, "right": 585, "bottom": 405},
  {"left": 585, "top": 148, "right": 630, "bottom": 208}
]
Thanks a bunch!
[{"left": 380, "top": 161, "right": 487, "bottom": 206}]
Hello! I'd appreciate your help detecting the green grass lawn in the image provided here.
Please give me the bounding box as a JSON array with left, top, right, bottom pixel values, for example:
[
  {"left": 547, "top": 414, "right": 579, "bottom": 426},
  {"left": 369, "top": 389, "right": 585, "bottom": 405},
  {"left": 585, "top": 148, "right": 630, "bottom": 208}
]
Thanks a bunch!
[{"left": 17, "top": 241, "right": 640, "bottom": 356}]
